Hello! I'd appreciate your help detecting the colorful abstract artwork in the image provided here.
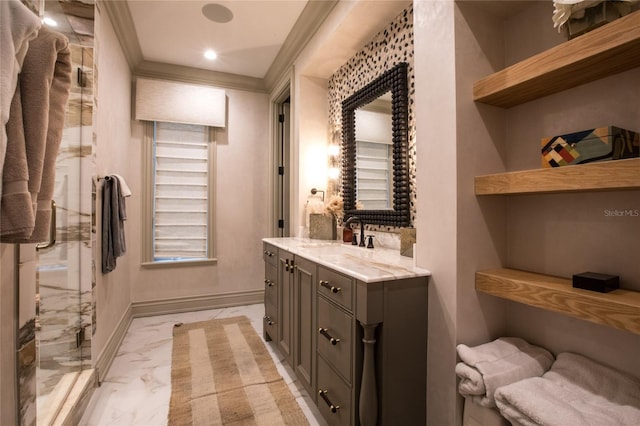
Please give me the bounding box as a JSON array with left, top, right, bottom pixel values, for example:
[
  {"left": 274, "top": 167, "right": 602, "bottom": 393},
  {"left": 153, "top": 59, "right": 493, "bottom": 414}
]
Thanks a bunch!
[{"left": 541, "top": 126, "right": 639, "bottom": 168}]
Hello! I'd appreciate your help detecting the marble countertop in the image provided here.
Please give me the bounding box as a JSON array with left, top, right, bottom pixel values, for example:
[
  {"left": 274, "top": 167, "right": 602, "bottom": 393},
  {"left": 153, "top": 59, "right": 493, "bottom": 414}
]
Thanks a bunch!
[{"left": 262, "top": 237, "right": 431, "bottom": 283}]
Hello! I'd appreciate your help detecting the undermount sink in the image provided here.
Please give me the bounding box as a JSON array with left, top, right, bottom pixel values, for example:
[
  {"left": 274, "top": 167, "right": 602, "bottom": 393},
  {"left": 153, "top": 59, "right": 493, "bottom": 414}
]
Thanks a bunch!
[
  {"left": 299, "top": 241, "right": 365, "bottom": 254},
  {"left": 297, "top": 242, "right": 338, "bottom": 249},
  {"left": 297, "top": 241, "right": 387, "bottom": 267}
]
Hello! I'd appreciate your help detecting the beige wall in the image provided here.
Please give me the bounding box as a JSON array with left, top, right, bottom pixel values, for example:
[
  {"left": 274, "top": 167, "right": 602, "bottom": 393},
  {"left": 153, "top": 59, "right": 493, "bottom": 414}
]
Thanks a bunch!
[
  {"left": 128, "top": 88, "right": 271, "bottom": 303},
  {"left": 292, "top": 75, "right": 330, "bottom": 236},
  {"left": 93, "top": 5, "right": 133, "bottom": 363},
  {"left": 414, "top": 2, "right": 462, "bottom": 424}
]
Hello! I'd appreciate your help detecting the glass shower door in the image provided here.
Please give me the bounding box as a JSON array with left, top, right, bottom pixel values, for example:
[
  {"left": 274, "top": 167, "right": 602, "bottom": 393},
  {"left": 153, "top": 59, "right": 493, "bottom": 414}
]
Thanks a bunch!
[{"left": 35, "top": 43, "right": 93, "bottom": 424}]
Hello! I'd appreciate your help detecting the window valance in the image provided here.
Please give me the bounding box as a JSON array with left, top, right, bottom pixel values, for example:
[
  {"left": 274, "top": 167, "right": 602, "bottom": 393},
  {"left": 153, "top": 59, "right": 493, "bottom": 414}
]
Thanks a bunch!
[{"left": 135, "top": 78, "right": 226, "bottom": 127}]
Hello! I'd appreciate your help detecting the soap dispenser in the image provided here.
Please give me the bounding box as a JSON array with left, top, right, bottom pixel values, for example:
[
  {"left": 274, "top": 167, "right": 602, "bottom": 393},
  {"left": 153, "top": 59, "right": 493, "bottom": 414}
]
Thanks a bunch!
[{"left": 342, "top": 226, "right": 353, "bottom": 243}]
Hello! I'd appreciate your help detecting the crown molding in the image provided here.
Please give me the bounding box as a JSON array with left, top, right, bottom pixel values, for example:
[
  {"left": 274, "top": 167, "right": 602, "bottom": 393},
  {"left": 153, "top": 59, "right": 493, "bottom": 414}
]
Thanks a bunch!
[
  {"left": 99, "top": 0, "right": 266, "bottom": 92},
  {"left": 135, "top": 60, "right": 267, "bottom": 93},
  {"left": 99, "top": 0, "right": 336, "bottom": 93},
  {"left": 263, "top": 0, "right": 339, "bottom": 92},
  {"left": 97, "top": 0, "right": 142, "bottom": 71}
]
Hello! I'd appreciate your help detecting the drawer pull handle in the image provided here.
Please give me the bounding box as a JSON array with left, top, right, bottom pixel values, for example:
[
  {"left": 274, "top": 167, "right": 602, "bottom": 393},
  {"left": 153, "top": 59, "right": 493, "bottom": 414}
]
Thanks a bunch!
[
  {"left": 263, "top": 250, "right": 274, "bottom": 257},
  {"left": 320, "top": 280, "right": 341, "bottom": 294},
  {"left": 285, "top": 258, "right": 293, "bottom": 272},
  {"left": 319, "top": 327, "right": 340, "bottom": 345},
  {"left": 318, "top": 389, "right": 340, "bottom": 413},
  {"left": 264, "top": 279, "right": 275, "bottom": 287},
  {"left": 264, "top": 315, "right": 275, "bottom": 326}
]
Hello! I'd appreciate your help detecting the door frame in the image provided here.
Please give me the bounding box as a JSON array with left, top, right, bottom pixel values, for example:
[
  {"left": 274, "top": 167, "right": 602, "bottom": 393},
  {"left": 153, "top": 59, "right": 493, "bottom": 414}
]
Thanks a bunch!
[{"left": 271, "top": 80, "right": 292, "bottom": 237}]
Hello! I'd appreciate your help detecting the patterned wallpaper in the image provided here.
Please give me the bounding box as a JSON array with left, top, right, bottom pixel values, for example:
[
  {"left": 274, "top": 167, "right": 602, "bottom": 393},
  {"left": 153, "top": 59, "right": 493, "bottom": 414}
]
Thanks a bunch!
[{"left": 328, "top": 5, "right": 415, "bottom": 231}]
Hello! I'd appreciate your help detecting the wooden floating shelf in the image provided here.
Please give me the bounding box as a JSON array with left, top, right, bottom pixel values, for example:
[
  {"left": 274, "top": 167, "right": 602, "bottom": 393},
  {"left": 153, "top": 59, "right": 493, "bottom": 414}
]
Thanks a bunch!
[
  {"left": 475, "top": 158, "right": 640, "bottom": 195},
  {"left": 476, "top": 268, "right": 640, "bottom": 335},
  {"left": 473, "top": 10, "right": 640, "bottom": 107}
]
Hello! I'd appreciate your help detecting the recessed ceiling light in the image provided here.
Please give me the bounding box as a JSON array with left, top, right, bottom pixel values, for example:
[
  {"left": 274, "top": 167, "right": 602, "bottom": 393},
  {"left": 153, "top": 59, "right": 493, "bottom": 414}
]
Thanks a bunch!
[
  {"left": 204, "top": 50, "right": 217, "bottom": 60},
  {"left": 42, "top": 17, "right": 58, "bottom": 27},
  {"left": 202, "top": 3, "right": 233, "bottom": 23}
]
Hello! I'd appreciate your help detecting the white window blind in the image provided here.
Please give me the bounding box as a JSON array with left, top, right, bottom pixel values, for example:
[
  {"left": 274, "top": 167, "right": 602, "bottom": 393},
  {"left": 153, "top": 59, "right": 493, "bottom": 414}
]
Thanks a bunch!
[
  {"left": 356, "top": 140, "right": 393, "bottom": 210},
  {"left": 354, "top": 106, "right": 393, "bottom": 210},
  {"left": 153, "top": 122, "right": 210, "bottom": 261}
]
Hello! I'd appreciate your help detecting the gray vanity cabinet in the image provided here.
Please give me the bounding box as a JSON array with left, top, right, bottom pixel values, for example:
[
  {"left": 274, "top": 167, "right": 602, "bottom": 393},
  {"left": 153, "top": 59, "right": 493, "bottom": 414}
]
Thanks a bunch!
[
  {"left": 262, "top": 240, "right": 428, "bottom": 426},
  {"left": 277, "top": 249, "right": 294, "bottom": 365}
]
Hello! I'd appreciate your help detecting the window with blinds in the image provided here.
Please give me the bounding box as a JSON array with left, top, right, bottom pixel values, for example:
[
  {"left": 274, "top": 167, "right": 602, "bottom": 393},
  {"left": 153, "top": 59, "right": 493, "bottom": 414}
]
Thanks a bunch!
[
  {"left": 152, "top": 121, "right": 212, "bottom": 261},
  {"left": 354, "top": 106, "right": 393, "bottom": 211},
  {"left": 356, "top": 140, "right": 393, "bottom": 210}
]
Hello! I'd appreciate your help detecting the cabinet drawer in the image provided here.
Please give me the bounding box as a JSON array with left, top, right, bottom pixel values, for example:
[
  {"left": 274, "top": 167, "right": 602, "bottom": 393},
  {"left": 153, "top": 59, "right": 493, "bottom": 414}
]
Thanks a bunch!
[
  {"left": 263, "top": 243, "right": 277, "bottom": 266},
  {"left": 317, "top": 356, "right": 352, "bottom": 426},
  {"left": 318, "top": 266, "right": 353, "bottom": 311},
  {"left": 317, "top": 296, "right": 352, "bottom": 383}
]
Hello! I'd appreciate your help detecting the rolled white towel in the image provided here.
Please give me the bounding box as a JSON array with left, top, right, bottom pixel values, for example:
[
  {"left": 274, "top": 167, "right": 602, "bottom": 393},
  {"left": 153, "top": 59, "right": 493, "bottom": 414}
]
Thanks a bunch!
[
  {"left": 456, "top": 362, "right": 486, "bottom": 396},
  {"left": 495, "top": 352, "right": 640, "bottom": 426},
  {"left": 456, "top": 337, "right": 554, "bottom": 408}
]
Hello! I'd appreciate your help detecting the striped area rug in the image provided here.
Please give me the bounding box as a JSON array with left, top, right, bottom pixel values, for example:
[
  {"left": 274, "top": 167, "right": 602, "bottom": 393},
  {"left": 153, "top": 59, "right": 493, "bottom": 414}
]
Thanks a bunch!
[{"left": 168, "top": 315, "right": 309, "bottom": 425}]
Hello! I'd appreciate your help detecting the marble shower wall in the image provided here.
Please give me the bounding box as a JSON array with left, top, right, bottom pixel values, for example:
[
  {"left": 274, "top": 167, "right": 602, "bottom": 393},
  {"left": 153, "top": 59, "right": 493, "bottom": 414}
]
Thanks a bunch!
[{"left": 327, "top": 6, "right": 415, "bottom": 234}]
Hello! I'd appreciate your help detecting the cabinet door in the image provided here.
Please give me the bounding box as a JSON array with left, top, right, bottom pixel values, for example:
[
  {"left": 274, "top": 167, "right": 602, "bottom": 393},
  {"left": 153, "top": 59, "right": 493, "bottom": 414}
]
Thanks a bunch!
[
  {"left": 277, "top": 250, "right": 294, "bottom": 365},
  {"left": 294, "top": 256, "right": 316, "bottom": 398}
]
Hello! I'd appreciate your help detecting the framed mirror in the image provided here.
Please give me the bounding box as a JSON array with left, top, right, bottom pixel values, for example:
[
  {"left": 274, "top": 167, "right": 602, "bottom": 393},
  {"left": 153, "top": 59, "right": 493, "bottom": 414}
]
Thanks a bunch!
[{"left": 341, "top": 62, "right": 410, "bottom": 227}]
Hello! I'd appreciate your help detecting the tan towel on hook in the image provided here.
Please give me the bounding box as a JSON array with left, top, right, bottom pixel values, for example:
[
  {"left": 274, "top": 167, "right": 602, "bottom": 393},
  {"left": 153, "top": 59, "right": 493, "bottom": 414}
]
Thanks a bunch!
[
  {"left": 1, "top": 84, "right": 35, "bottom": 238},
  {"left": 0, "top": 26, "right": 72, "bottom": 242},
  {"left": 0, "top": 0, "right": 42, "bottom": 202}
]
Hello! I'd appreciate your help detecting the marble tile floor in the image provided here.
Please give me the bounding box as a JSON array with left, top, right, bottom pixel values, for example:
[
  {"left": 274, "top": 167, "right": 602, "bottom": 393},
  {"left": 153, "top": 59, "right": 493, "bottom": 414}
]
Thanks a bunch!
[{"left": 79, "top": 303, "right": 327, "bottom": 425}]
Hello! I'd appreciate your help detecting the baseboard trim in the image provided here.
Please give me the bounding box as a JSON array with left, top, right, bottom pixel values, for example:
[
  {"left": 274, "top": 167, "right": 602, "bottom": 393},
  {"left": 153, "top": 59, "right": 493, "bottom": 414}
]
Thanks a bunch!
[
  {"left": 94, "top": 304, "right": 133, "bottom": 383},
  {"left": 130, "top": 290, "right": 265, "bottom": 318}
]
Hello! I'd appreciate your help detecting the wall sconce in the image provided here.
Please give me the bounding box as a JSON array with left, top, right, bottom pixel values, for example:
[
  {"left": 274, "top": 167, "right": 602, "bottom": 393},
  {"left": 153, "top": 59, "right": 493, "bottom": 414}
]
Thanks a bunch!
[{"left": 328, "top": 144, "right": 340, "bottom": 180}]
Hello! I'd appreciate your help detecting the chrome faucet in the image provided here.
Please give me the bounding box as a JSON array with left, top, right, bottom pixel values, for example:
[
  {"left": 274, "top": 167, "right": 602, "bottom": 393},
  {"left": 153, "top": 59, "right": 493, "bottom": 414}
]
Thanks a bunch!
[{"left": 344, "top": 216, "right": 366, "bottom": 247}]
